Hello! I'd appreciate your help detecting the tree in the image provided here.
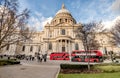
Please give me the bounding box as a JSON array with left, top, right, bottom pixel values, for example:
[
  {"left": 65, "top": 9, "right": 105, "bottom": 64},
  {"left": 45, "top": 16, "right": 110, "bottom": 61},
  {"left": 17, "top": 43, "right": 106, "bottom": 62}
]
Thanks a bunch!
[
  {"left": 108, "top": 19, "right": 120, "bottom": 62},
  {"left": 0, "top": 0, "right": 33, "bottom": 52},
  {"left": 110, "top": 19, "right": 120, "bottom": 46},
  {"left": 75, "top": 21, "right": 103, "bottom": 70}
]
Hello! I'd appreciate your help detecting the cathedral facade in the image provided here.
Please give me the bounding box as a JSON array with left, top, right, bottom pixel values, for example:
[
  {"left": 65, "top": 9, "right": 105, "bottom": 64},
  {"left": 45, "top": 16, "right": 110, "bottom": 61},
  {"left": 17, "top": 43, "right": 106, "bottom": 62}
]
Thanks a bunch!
[{"left": 1, "top": 4, "right": 120, "bottom": 56}]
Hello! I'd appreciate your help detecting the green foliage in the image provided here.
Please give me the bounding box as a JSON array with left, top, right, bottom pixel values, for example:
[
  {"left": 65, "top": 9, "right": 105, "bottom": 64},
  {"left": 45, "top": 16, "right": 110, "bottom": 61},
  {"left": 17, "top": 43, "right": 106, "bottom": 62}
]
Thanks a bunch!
[
  {"left": 95, "top": 63, "right": 120, "bottom": 66},
  {"left": 0, "top": 59, "right": 20, "bottom": 66},
  {"left": 60, "top": 63, "right": 120, "bottom": 74},
  {"left": 58, "top": 72, "right": 120, "bottom": 78},
  {"left": 60, "top": 64, "right": 93, "bottom": 69},
  {"left": 94, "top": 65, "right": 120, "bottom": 73}
]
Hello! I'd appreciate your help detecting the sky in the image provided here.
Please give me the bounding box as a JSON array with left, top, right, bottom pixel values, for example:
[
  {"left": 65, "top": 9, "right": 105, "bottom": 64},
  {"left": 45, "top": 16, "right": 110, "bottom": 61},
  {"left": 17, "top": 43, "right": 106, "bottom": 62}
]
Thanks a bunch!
[{"left": 1, "top": 0, "right": 120, "bottom": 31}]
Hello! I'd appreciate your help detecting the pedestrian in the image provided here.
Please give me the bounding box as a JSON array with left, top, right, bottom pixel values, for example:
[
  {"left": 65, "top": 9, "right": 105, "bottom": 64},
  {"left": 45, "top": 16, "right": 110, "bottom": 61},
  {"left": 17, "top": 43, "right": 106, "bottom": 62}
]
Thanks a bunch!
[
  {"left": 43, "top": 54, "right": 47, "bottom": 62},
  {"left": 32, "top": 56, "right": 34, "bottom": 61},
  {"left": 37, "top": 55, "right": 41, "bottom": 62},
  {"left": 40, "top": 54, "right": 43, "bottom": 62},
  {"left": 8, "top": 56, "right": 10, "bottom": 60},
  {"left": 29, "top": 55, "right": 32, "bottom": 61},
  {"left": 26, "top": 56, "right": 29, "bottom": 61}
]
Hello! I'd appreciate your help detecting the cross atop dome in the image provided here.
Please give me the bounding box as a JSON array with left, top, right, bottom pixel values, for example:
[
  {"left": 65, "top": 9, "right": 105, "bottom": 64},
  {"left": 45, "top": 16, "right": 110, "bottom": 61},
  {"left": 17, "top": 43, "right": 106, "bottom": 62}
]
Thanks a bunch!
[{"left": 62, "top": 3, "right": 65, "bottom": 9}]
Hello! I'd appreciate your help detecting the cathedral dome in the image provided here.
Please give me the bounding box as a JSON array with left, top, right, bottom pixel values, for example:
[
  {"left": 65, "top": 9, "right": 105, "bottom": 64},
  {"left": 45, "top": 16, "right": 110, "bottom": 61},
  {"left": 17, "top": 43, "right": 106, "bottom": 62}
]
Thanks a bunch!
[{"left": 50, "top": 4, "right": 76, "bottom": 25}]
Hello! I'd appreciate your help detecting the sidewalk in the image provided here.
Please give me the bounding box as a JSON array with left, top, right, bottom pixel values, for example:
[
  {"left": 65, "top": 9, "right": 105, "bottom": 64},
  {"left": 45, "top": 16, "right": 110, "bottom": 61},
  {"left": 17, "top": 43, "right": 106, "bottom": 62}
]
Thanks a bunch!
[
  {"left": 0, "top": 60, "right": 60, "bottom": 78},
  {"left": 0, "top": 59, "right": 103, "bottom": 78}
]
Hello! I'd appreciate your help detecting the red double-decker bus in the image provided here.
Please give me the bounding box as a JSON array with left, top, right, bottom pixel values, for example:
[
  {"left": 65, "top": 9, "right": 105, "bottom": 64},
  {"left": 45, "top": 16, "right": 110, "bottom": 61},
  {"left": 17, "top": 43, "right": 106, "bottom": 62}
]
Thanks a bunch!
[
  {"left": 71, "top": 50, "right": 103, "bottom": 62},
  {"left": 50, "top": 52, "right": 70, "bottom": 60}
]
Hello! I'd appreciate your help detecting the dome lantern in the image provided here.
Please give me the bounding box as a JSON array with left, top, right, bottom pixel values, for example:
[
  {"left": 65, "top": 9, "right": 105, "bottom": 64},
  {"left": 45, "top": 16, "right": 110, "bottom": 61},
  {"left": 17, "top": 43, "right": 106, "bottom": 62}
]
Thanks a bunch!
[
  {"left": 62, "top": 3, "right": 65, "bottom": 9},
  {"left": 56, "top": 4, "right": 70, "bottom": 15}
]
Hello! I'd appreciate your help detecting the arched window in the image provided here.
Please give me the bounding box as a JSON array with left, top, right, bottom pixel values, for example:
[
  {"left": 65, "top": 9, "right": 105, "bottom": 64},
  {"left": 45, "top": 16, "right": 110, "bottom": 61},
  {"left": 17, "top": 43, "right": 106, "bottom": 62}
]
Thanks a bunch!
[
  {"left": 22, "top": 45, "right": 25, "bottom": 51},
  {"left": 6, "top": 45, "right": 9, "bottom": 50},
  {"left": 60, "top": 19, "right": 62, "bottom": 23},
  {"left": 48, "top": 43, "right": 52, "bottom": 50},
  {"left": 38, "top": 46, "right": 41, "bottom": 52},
  {"left": 75, "top": 43, "right": 79, "bottom": 50},
  {"left": 65, "top": 19, "right": 67, "bottom": 22},
  {"left": 61, "top": 29, "right": 65, "bottom": 35},
  {"left": 30, "top": 46, "right": 33, "bottom": 52}
]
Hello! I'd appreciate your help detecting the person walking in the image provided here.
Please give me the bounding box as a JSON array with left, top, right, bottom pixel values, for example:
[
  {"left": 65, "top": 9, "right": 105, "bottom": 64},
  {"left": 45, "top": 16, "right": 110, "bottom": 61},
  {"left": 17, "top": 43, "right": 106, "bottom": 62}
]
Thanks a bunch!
[
  {"left": 40, "top": 54, "right": 43, "bottom": 62},
  {"left": 43, "top": 54, "right": 47, "bottom": 62},
  {"left": 37, "top": 55, "right": 40, "bottom": 62}
]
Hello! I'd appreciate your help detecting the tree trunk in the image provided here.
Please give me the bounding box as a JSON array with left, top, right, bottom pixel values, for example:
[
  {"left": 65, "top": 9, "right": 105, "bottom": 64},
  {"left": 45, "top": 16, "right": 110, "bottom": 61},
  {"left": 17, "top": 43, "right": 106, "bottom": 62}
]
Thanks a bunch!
[{"left": 88, "top": 61, "right": 90, "bottom": 70}]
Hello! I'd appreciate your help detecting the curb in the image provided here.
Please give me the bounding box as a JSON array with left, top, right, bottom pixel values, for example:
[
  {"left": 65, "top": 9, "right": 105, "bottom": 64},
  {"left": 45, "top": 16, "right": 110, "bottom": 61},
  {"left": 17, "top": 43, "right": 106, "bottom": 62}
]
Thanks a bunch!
[{"left": 55, "top": 66, "right": 60, "bottom": 78}]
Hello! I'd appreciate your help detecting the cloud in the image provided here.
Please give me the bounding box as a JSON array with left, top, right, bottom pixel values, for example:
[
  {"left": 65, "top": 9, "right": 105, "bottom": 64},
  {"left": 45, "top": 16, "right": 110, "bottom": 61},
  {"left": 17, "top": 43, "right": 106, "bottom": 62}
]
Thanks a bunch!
[
  {"left": 42, "top": 17, "right": 53, "bottom": 27},
  {"left": 110, "top": 0, "right": 120, "bottom": 13},
  {"left": 28, "top": 12, "right": 52, "bottom": 31},
  {"left": 70, "top": 0, "right": 113, "bottom": 23},
  {"left": 103, "top": 16, "right": 120, "bottom": 30},
  {"left": 102, "top": 21, "right": 113, "bottom": 29}
]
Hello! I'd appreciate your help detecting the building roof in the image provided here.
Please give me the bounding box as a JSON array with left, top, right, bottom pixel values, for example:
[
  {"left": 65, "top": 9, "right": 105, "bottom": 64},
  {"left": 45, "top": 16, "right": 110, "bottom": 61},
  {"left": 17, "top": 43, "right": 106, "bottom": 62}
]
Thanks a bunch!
[{"left": 56, "top": 4, "right": 70, "bottom": 15}]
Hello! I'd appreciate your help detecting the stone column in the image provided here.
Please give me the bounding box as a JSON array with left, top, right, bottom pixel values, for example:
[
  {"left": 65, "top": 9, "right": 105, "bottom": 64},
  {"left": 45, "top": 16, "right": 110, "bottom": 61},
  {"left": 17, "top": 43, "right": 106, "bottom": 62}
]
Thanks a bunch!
[
  {"left": 59, "top": 27, "right": 60, "bottom": 35},
  {"left": 60, "top": 40, "right": 61, "bottom": 52},
  {"left": 53, "top": 30, "right": 55, "bottom": 38},
  {"left": 43, "top": 43, "right": 47, "bottom": 54},
  {"left": 47, "top": 29, "right": 49, "bottom": 38},
  {"left": 68, "top": 40, "right": 70, "bottom": 53},
  {"left": 72, "top": 43, "right": 74, "bottom": 51},
  {"left": 58, "top": 40, "right": 60, "bottom": 52},
  {"left": 65, "top": 40, "right": 67, "bottom": 52},
  {"left": 65, "top": 40, "right": 68, "bottom": 52},
  {"left": 78, "top": 42, "right": 80, "bottom": 50},
  {"left": 70, "top": 41, "right": 72, "bottom": 52},
  {"left": 34, "top": 45, "right": 36, "bottom": 54},
  {"left": 52, "top": 42, "right": 54, "bottom": 52},
  {"left": 68, "top": 40, "right": 69, "bottom": 52},
  {"left": 57, "top": 40, "right": 59, "bottom": 52},
  {"left": 60, "top": 40, "right": 62, "bottom": 52},
  {"left": 56, "top": 29, "right": 57, "bottom": 37},
  {"left": 46, "top": 29, "right": 48, "bottom": 38},
  {"left": 56, "top": 41, "right": 58, "bottom": 52},
  {"left": 26, "top": 45, "right": 30, "bottom": 55}
]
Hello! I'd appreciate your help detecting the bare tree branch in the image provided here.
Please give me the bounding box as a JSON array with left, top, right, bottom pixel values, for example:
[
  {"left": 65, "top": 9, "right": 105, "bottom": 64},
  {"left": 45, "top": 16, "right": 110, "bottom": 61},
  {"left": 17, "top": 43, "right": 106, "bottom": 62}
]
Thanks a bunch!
[
  {"left": 109, "top": 19, "right": 120, "bottom": 46},
  {"left": 75, "top": 21, "right": 104, "bottom": 70},
  {"left": 0, "top": 0, "right": 34, "bottom": 51}
]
